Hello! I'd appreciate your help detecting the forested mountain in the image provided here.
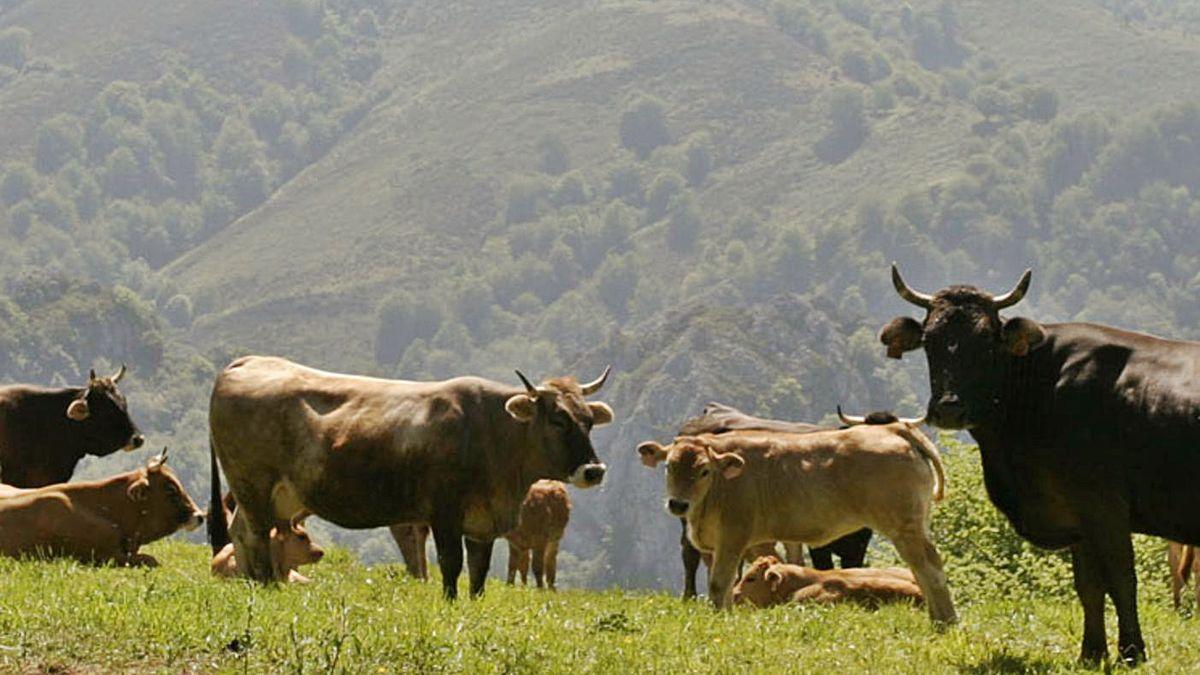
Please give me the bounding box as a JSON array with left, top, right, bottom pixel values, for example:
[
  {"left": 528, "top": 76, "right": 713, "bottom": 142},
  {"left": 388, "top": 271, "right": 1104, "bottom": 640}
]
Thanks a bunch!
[{"left": 2, "top": 0, "right": 1199, "bottom": 589}]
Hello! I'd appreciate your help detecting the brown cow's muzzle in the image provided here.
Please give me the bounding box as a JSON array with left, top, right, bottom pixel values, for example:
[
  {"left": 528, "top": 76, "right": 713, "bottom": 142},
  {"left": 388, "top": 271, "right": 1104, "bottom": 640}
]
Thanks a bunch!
[
  {"left": 125, "top": 433, "right": 145, "bottom": 451},
  {"left": 666, "top": 499, "right": 689, "bottom": 517},
  {"left": 570, "top": 463, "right": 606, "bottom": 488},
  {"left": 182, "top": 510, "right": 205, "bottom": 532}
]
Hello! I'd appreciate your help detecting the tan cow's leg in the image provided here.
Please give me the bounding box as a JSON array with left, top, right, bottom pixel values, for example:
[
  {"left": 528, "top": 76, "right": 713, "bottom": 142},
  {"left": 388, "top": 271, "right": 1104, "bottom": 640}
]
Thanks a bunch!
[
  {"left": 783, "top": 542, "right": 805, "bottom": 565},
  {"left": 506, "top": 540, "right": 522, "bottom": 585},
  {"left": 1192, "top": 551, "right": 1200, "bottom": 613},
  {"left": 1168, "top": 542, "right": 1184, "bottom": 609},
  {"left": 230, "top": 505, "right": 275, "bottom": 582},
  {"left": 531, "top": 542, "right": 547, "bottom": 589},
  {"left": 709, "top": 537, "right": 748, "bottom": 609},
  {"left": 890, "top": 528, "right": 957, "bottom": 625},
  {"left": 544, "top": 540, "right": 560, "bottom": 591},
  {"left": 390, "top": 524, "right": 429, "bottom": 580}
]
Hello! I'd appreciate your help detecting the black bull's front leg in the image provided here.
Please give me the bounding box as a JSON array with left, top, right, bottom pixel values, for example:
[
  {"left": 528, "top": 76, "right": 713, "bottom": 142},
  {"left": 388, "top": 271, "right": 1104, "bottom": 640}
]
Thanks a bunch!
[{"left": 1072, "top": 528, "right": 1145, "bottom": 665}]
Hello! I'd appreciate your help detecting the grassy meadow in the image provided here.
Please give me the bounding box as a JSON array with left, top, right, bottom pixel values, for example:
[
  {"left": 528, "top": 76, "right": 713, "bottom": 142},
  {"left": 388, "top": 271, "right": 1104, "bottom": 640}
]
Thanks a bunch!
[{"left": 0, "top": 541, "right": 1197, "bottom": 673}]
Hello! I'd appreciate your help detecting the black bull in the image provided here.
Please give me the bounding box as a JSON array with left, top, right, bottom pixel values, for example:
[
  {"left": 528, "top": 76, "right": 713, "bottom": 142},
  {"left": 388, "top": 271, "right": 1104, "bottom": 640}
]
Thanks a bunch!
[
  {"left": 673, "top": 402, "right": 873, "bottom": 598},
  {"left": 883, "top": 264, "right": 1200, "bottom": 664}
]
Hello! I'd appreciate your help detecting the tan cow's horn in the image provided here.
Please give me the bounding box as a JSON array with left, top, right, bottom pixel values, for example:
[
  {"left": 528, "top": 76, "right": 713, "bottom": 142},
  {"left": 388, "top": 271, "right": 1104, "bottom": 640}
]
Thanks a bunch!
[
  {"left": 836, "top": 405, "right": 866, "bottom": 426},
  {"left": 993, "top": 269, "right": 1033, "bottom": 309},
  {"left": 896, "top": 415, "right": 926, "bottom": 425},
  {"left": 111, "top": 363, "right": 127, "bottom": 383},
  {"left": 515, "top": 370, "right": 539, "bottom": 396},
  {"left": 891, "top": 263, "right": 934, "bottom": 310},
  {"left": 580, "top": 365, "right": 611, "bottom": 396}
]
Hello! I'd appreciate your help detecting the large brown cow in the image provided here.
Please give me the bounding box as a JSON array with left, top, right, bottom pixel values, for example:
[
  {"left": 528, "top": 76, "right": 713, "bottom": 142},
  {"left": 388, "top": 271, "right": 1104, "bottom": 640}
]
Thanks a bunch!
[
  {"left": 0, "top": 366, "right": 144, "bottom": 487},
  {"left": 636, "top": 420, "right": 955, "bottom": 623},
  {"left": 0, "top": 449, "right": 203, "bottom": 565},
  {"left": 732, "top": 555, "right": 923, "bottom": 609},
  {"left": 506, "top": 479, "right": 571, "bottom": 590},
  {"left": 208, "top": 356, "right": 612, "bottom": 597}
]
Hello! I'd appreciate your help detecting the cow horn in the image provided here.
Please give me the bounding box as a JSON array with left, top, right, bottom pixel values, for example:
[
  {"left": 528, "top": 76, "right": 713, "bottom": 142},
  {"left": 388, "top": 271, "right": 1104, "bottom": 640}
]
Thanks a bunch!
[
  {"left": 580, "top": 365, "right": 611, "bottom": 396},
  {"left": 891, "top": 263, "right": 934, "bottom": 310},
  {"left": 514, "top": 370, "right": 539, "bottom": 396},
  {"left": 836, "top": 405, "right": 866, "bottom": 426},
  {"left": 111, "top": 364, "right": 127, "bottom": 383},
  {"left": 993, "top": 269, "right": 1032, "bottom": 309},
  {"left": 896, "top": 415, "right": 926, "bottom": 425},
  {"left": 148, "top": 447, "right": 168, "bottom": 469}
]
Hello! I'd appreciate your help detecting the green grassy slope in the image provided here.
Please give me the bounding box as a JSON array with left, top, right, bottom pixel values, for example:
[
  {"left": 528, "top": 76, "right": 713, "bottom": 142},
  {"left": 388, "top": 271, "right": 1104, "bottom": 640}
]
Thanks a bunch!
[{"left": 0, "top": 541, "right": 1197, "bottom": 673}]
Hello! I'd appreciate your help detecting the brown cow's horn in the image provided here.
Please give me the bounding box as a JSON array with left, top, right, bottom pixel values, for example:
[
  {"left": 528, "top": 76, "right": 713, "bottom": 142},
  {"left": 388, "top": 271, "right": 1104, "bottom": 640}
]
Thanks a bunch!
[
  {"left": 580, "top": 365, "right": 611, "bottom": 396},
  {"left": 993, "top": 269, "right": 1032, "bottom": 309},
  {"left": 111, "top": 364, "right": 127, "bottom": 383},
  {"left": 515, "top": 370, "right": 539, "bottom": 396},
  {"left": 896, "top": 415, "right": 926, "bottom": 425},
  {"left": 837, "top": 405, "right": 866, "bottom": 426},
  {"left": 891, "top": 263, "right": 934, "bottom": 310}
]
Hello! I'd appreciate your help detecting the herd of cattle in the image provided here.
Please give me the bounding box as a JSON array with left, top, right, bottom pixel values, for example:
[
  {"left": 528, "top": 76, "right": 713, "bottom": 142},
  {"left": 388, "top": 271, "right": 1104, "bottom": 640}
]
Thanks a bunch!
[{"left": 0, "top": 266, "right": 1198, "bottom": 664}]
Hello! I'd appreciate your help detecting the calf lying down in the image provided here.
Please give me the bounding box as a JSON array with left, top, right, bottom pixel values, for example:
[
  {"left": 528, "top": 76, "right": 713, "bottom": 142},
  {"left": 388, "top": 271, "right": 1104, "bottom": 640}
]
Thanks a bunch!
[
  {"left": 733, "top": 556, "right": 923, "bottom": 608},
  {"left": 211, "top": 492, "right": 323, "bottom": 583},
  {"left": 0, "top": 450, "right": 203, "bottom": 566}
]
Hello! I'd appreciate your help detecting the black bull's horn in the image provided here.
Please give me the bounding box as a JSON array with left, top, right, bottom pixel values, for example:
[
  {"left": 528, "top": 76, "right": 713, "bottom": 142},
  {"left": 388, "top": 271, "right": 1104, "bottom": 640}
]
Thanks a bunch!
[{"left": 891, "top": 263, "right": 1032, "bottom": 311}]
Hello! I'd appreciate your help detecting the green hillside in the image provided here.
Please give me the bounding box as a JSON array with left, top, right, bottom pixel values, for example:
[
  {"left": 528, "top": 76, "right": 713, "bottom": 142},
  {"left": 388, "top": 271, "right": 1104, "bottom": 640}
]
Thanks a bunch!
[{"left": 2, "top": 0, "right": 1200, "bottom": 590}]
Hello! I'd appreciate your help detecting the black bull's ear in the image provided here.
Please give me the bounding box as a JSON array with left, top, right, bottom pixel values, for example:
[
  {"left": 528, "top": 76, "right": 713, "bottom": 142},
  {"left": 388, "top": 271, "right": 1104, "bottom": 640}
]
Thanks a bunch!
[
  {"left": 1001, "top": 317, "right": 1046, "bottom": 357},
  {"left": 879, "top": 316, "right": 924, "bottom": 359}
]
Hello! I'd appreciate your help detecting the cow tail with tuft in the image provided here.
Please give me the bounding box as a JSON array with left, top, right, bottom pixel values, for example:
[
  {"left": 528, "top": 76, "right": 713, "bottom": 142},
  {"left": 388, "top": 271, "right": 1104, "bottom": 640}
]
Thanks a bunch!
[
  {"left": 897, "top": 425, "right": 946, "bottom": 502},
  {"left": 1180, "top": 544, "right": 1195, "bottom": 586},
  {"left": 208, "top": 434, "right": 230, "bottom": 555}
]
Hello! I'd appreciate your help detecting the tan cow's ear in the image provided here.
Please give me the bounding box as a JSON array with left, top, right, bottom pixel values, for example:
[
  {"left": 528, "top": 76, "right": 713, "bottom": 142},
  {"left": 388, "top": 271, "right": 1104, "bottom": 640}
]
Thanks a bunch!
[
  {"left": 636, "top": 441, "right": 667, "bottom": 468},
  {"left": 66, "top": 397, "right": 90, "bottom": 421},
  {"left": 127, "top": 475, "right": 149, "bottom": 502},
  {"left": 505, "top": 394, "right": 538, "bottom": 422},
  {"left": 766, "top": 568, "right": 783, "bottom": 592},
  {"left": 879, "top": 316, "right": 924, "bottom": 359},
  {"left": 715, "top": 452, "right": 744, "bottom": 479},
  {"left": 1001, "top": 317, "right": 1046, "bottom": 357},
  {"left": 588, "top": 401, "right": 614, "bottom": 426}
]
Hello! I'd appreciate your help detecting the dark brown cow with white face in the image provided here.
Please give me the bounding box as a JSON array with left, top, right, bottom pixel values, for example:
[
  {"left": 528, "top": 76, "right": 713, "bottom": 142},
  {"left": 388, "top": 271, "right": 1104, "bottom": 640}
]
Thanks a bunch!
[
  {"left": 208, "top": 356, "right": 613, "bottom": 598},
  {"left": 0, "top": 366, "right": 144, "bottom": 488},
  {"left": 0, "top": 449, "right": 203, "bottom": 565}
]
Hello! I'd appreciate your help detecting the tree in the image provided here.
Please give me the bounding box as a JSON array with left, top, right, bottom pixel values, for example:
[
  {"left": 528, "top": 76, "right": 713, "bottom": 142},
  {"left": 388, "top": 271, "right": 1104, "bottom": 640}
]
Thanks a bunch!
[
  {"left": 374, "top": 291, "right": 444, "bottom": 366},
  {"left": 1, "top": 163, "right": 37, "bottom": 205},
  {"left": 646, "top": 172, "right": 684, "bottom": 222},
  {"left": 101, "top": 147, "right": 144, "bottom": 199},
  {"left": 0, "top": 27, "right": 31, "bottom": 70},
  {"left": 1021, "top": 86, "right": 1059, "bottom": 122},
  {"left": 685, "top": 135, "right": 714, "bottom": 187},
  {"left": 606, "top": 164, "right": 643, "bottom": 206},
  {"left": 815, "top": 86, "right": 869, "bottom": 163},
  {"left": 537, "top": 134, "right": 570, "bottom": 175},
  {"left": 596, "top": 254, "right": 638, "bottom": 319},
  {"left": 619, "top": 96, "right": 671, "bottom": 159},
  {"left": 665, "top": 195, "right": 701, "bottom": 252},
  {"left": 212, "top": 116, "right": 273, "bottom": 211},
  {"left": 970, "top": 85, "right": 1017, "bottom": 122},
  {"left": 35, "top": 115, "right": 85, "bottom": 174}
]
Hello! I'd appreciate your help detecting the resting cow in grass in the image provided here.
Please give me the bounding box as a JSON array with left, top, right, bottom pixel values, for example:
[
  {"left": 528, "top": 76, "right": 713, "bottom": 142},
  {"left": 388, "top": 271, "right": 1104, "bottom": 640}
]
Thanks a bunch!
[
  {"left": 0, "top": 366, "right": 144, "bottom": 488},
  {"left": 209, "top": 489, "right": 324, "bottom": 583},
  {"left": 0, "top": 449, "right": 203, "bottom": 565},
  {"left": 505, "top": 479, "right": 570, "bottom": 590},
  {"left": 883, "top": 264, "right": 1200, "bottom": 663},
  {"left": 637, "top": 415, "right": 954, "bottom": 624},
  {"left": 732, "top": 555, "right": 923, "bottom": 609},
  {"left": 209, "top": 356, "right": 612, "bottom": 598}
]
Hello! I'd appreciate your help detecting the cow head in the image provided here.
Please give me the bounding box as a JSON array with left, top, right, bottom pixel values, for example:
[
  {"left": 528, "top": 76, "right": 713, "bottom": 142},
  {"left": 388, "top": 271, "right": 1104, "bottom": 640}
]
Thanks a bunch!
[
  {"left": 505, "top": 367, "right": 614, "bottom": 488},
  {"left": 636, "top": 437, "right": 744, "bottom": 517},
  {"left": 67, "top": 365, "right": 145, "bottom": 455},
  {"left": 127, "top": 449, "right": 206, "bottom": 541},
  {"left": 269, "top": 514, "right": 324, "bottom": 579},
  {"left": 882, "top": 264, "right": 1046, "bottom": 429},
  {"left": 732, "top": 555, "right": 788, "bottom": 608}
]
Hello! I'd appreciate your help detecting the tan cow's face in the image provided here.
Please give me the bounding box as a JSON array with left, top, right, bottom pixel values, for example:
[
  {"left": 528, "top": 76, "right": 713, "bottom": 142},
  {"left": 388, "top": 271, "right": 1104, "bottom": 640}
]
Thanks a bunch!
[
  {"left": 128, "top": 450, "right": 205, "bottom": 541},
  {"left": 637, "top": 438, "right": 744, "bottom": 517},
  {"left": 732, "top": 556, "right": 786, "bottom": 607}
]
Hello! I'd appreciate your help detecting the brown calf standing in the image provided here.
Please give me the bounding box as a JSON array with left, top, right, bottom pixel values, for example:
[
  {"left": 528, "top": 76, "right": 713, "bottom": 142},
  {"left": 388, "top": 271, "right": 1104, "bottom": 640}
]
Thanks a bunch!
[
  {"left": 506, "top": 480, "right": 570, "bottom": 589},
  {"left": 1168, "top": 541, "right": 1200, "bottom": 611},
  {"left": 0, "top": 450, "right": 203, "bottom": 565},
  {"left": 732, "top": 556, "right": 924, "bottom": 609}
]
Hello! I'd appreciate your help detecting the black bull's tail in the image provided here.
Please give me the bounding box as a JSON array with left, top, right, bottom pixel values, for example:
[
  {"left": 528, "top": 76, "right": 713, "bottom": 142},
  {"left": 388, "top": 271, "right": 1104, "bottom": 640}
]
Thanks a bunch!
[{"left": 208, "top": 434, "right": 230, "bottom": 555}]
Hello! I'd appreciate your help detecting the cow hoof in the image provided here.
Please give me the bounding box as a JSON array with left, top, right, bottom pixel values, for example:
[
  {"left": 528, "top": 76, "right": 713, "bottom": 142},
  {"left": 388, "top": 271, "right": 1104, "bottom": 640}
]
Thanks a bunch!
[
  {"left": 1078, "top": 645, "right": 1107, "bottom": 666},
  {"left": 128, "top": 553, "right": 159, "bottom": 568},
  {"left": 1118, "top": 642, "right": 1146, "bottom": 666}
]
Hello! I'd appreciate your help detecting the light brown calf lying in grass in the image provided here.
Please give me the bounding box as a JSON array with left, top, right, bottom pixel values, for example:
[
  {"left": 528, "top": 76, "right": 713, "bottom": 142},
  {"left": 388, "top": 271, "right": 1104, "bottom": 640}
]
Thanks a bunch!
[
  {"left": 732, "top": 556, "right": 923, "bottom": 609},
  {"left": 211, "top": 491, "right": 324, "bottom": 583}
]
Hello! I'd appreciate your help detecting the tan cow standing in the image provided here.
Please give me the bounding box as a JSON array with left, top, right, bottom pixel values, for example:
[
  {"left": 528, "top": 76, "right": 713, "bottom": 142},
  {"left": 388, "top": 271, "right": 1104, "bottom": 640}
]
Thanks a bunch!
[
  {"left": 506, "top": 480, "right": 570, "bottom": 589},
  {"left": 0, "top": 450, "right": 203, "bottom": 565},
  {"left": 732, "top": 555, "right": 923, "bottom": 608},
  {"left": 637, "top": 419, "right": 956, "bottom": 624}
]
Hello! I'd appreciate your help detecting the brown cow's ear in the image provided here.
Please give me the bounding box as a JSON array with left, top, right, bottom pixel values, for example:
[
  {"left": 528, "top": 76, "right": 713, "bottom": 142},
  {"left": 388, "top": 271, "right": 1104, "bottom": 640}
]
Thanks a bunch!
[
  {"left": 1001, "top": 317, "right": 1046, "bottom": 357},
  {"left": 714, "top": 452, "right": 744, "bottom": 479},
  {"left": 505, "top": 394, "right": 538, "bottom": 422},
  {"left": 636, "top": 441, "right": 667, "bottom": 468},
  {"left": 879, "top": 316, "right": 924, "bottom": 359},
  {"left": 127, "top": 475, "right": 149, "bottom": 502},
  {"left": 766, "top": 568, "right": 783, "bottom": 592},
  {"left": 66, "top": 397, "right": 90, "bottom": 421},
  {"left": 588, "top": 401, "right": 614, "bottom": 426}
]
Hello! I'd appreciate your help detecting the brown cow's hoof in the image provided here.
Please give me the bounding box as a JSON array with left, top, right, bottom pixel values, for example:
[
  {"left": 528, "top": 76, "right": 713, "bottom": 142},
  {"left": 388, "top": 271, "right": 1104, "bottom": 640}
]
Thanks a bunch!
[{"left": 127, "top": 553, "right": 159, "bottom": 568}]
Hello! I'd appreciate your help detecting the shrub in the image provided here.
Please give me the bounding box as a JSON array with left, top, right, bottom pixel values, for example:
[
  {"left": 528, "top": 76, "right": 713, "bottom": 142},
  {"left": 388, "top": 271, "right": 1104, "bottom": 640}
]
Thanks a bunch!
[
  {"left": 619, "top": 96, "right": 671, "bottom": 160},
  {"left": 35, "top": 115, "right": 85, "bottom": 175},
  {"left": 0, "top": 27, "right": 31, "bottom": 70},
  {"left": 537, "top": 134, "right": 570, "bottom": 175},
  {"left": 685, "top": 135, "right": 714, "bottom": 187},
  {"left": 645, "top": 172, "right": 684, "bottom": 222}
]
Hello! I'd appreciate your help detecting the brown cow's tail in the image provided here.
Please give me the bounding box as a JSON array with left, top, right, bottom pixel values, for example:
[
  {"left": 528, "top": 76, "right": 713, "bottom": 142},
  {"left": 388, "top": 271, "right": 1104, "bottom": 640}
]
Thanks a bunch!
[
  {"left": 897, "top": 425, "right": 946, "bottom": 502},
  {"left": 1181, "top": 545, "right": 1196, "bottom": 586},
  {"left": 208, "top": 434, "right": 230, "bottom": 555}
]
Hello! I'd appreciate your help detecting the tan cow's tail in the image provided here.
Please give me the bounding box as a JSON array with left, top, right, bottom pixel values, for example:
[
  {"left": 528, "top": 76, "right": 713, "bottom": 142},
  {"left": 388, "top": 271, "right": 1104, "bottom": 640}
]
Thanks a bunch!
[
  {"left": 208, "top": 434, "right": 230, "bottom": 555},
  {"left": 1181, "top": 545, "right": 1196, "bottom": 586},
  {"left": 896, "top": 425, "right": 946, "bottom": 502}
]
